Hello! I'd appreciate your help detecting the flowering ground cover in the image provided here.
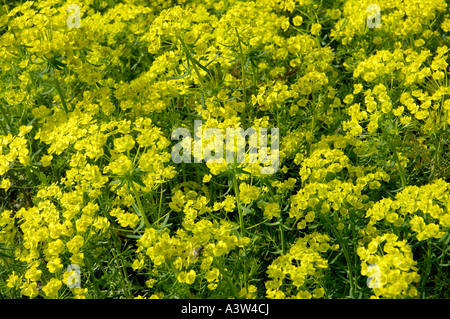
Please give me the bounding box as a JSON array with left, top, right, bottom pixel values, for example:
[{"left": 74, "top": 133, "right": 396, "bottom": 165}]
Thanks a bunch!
[{"left": 0, "top": 0, "right": 449, "bottom": 299}]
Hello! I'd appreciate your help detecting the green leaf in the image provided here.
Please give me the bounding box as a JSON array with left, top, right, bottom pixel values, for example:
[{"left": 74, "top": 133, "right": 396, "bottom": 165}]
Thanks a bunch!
[
  {"left": 203, "top": 51, "right": 220, "bottom": 68},
  {"left": 131, "top": 176, "right": 146, "bottom": 188},
  {"left": 125, "top": 234, "right": 143, "bottom": 239},
  {"left": 132, "top": 203, "right": 146, "bottom": 233},
  {"left": 188, "top": 52, "right": 210, "bottom": 73},
  {"left": 159, "top": 212, "right": 170, "bottom": 228},
  {"left": 167, "top": 64, "right": 190, "bottom": 80},
  {"left": 131, "top": 202, "right": 142, "bottom": 217},
  {"left": 264, "top": 221, "right": 280, "bottom": 226}
]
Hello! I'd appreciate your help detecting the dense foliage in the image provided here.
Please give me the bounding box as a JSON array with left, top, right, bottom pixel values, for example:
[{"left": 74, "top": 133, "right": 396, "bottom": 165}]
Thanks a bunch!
[{"left": 0, "top": 0, "right": 449, "bottom": 299}]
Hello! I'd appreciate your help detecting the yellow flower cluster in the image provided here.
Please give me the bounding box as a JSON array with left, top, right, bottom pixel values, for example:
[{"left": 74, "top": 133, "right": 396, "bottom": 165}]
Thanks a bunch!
[
  {"left": 1, "top": 0, "right": 449, "bottom": 300},
  {"left": 331, "top": 0, "right": 447, "bottom": 45},
  {"left": 366, "top": 179, "right": 450, "bottom": 241},
  {"left": 134, "top": 187, "right": 250, "bottom": 292},
  {"left": 1, "top": 194, "right": 106, "bottom": 298},
  {"left": 265, "top": 232, "right": 337, "bottom": 299},
  {"left": 358, "top": 233, "right": 420, "bottom": 299}
]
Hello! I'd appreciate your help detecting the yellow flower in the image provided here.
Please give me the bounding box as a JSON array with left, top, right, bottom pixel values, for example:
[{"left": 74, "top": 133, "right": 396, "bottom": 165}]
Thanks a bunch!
[
  {"left": 343, "top": 94, "right": 354, "bottom": 104},
  {"left": 297, "top": 290, "right": 312, "bottom": 299},
  {"left": 25, "top": 267, "right": 42, "bottom": 282},
  {"left": 75, "top": 214, "right": 93, "bottom": 232},
  {"left": 239, "top": 285, "right": 258, "bottom": 298},
  {"left": 146, "top": 278, "right": 157, "bottom": 288},
  {"left": 414, "top": 39, "right": 425, "bottom": 47},
  {"left": 177, "top": 271, "right": 187, "bottom": 283},
  {"left": 330, "top": 9, "right": 341, "bottom": 19},
  {"left": 93, "top": 216, "right": 110, "bottom": 231},
  {"left": 132, "top": 258, "right": 144, "bottom": 270},
  {"left": 223, "top": 195, "right": 236, "bottom": 212},
  {"left": 47, "top": 239, "right": 65, "bottom": 256},
  {"left": 185, "top": 269, "right": 196, "bottom": 285},
  {"left": 264, "top": 202, "right": 281, "bottom": 220},
  {"left": 0, "top": 178, "right": 11, "bottom": 191},
  {"left": 280, "top": 17, "right": 290, "bottom": 31},
  {"left": 313, "top": 287, "right": 325, "bottom": 298},
  {"left": 116, "top": 212, "right": 139, "bottom": 228},
  {"left": 41, "top": 155, "right": 53, "bottom": 167},
  {"left": 310, "top": 23, "right": 322, "bottom": 36},
  {"left": 70, "top": 252, "right": 84, "bottom": 266},
  {"left": 305, "top": 211, "right": 315, "bottom": 223},
  {"left": 21, "top": 281, "right": 39, "bottom": 298},
  {"left": 42, "top": 278, "right": 62, "bottom": 298},
  {"left": 105, "top": 155, "right": 133, "bottom": 176},
  {"left": 239, "top": 183, "right": 260, "bottom": 204},
  {"left": 293, "top": 16, "right": 303, "bottom": 26},
  {"left": 208, "top": 282, "right": 218, "bottom": 290},
  {"left": 18, "top": 125, "right": 33, "bottom": 137},
  {"left": 213, "top": 241, "right": 228, "bottom": 257},
  {"left": 202, "top": 174, "right": 212, "bottom": 183},
  {"left": 67, "top": 235, "right": 84, "bottom": 253},
  {"left": 73, "top": 287, "right": 88, "bottom": 299},
  {"left": 205, "top": 268, "right": 220, "bottom": 282},
  {"left": 114, "top": 135, "right": 135, "bottom": 153},
  {"left": 442, "top": 19, "right": 450, "bottom": 32},
  {"left": 7, "top": 272, "right": 20, "bottom": 288}
]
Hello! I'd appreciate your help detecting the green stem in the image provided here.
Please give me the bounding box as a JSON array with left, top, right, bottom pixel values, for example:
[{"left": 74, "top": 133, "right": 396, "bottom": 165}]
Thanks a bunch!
[
  {"left": 232, "top": 174, "right": 245, "bottom": 237},
  {"left": 392, "top": 147, "right": 407, "bottom": 189},
  {"left": 232, "top": 173, "right": 249, "bottom": 289},
  {"left": 213, "top": 257, "right": 239, "bottom": 297},
  {"left": 235, "top": 28, "right": 247, "bottom": 104},
  {"left": 53, "top": 76, "right": 69, "bottom": 114},
  {"left": 421, "top": 240, "right": 432, "bottom": 298},
  {"left": 0, "top": 103, "right": 12, "bottom": 134},
  {"left": 158, "top": 183, "right": 164, "bottom": 221},
  {"left": 84, "top": 257, "right": 103, "bottom": 298},
  {"left": 117, "top": 251, "right": 133, "bottom": 298},
  {"left": 320, "top": 212, "right": 356, "bottom": 298},
  {"left": 430, "top": 131, "right": 443, "bottom": 181},
  {"left": 444, "top": 108, "right": 448, "bottom": 133},
  {"left": 279, "top": 223, "right": 286, "bottom": 255},
  {"left": 0, "top": 115, "right": 8, "bottom": 135},
  {"left": 130, "top": 181, "right": 151, "bottom": 228},
  {"left": 178, "top": 36, "right": 206, "bottom": 98}
]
